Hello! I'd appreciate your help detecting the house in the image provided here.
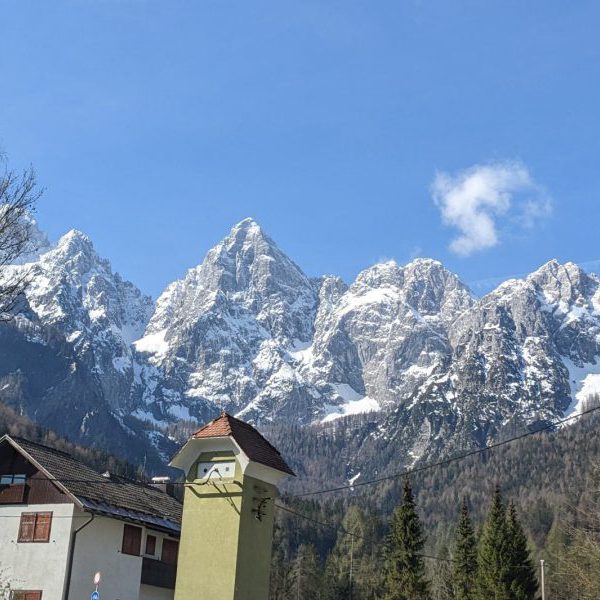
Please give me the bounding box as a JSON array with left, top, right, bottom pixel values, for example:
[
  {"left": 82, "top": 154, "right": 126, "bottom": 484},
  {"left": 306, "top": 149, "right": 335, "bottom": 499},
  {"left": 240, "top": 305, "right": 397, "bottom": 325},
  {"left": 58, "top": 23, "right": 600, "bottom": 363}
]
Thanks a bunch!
[{"left": 0, "top": 435, "right": 182, "bottom": 600}]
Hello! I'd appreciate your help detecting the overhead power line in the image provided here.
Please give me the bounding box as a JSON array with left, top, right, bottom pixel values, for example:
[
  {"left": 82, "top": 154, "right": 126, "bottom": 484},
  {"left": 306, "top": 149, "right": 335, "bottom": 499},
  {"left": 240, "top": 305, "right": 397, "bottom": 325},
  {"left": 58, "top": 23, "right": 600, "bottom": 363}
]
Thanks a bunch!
[
  {"left": 5, "top": 405, "right": 599, "bottom": 494},
  {"left": 275, "top": 501, "right": 545, "bottom": 568},
  {"left": 285, "top": 405, "right": 600, "bottom": 499}
]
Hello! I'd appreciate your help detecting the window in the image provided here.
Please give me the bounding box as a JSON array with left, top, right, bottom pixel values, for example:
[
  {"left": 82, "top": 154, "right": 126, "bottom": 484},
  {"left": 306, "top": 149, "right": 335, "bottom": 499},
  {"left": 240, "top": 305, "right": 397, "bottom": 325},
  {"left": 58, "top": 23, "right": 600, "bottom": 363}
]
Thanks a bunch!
[
  {"left": 0, "top": 475, "right": 27, "bottom": 504},
  {"left": 17, "top": 512, "right": 52, "bottom": 543},
  {"left": 0, "top": 474, "right": 26, "bottom": 485},
  {"left": 145, "top": 534, "right": 156, "bottom": 556},
  {"left": 161, "top": 538, "right": 179, "bottom": 565},
  {"left": 11, "top": 592, "right": 42, "bottom": 600},
  {"left": 122, "top": 524, "right": 142, "bottom": 556}
]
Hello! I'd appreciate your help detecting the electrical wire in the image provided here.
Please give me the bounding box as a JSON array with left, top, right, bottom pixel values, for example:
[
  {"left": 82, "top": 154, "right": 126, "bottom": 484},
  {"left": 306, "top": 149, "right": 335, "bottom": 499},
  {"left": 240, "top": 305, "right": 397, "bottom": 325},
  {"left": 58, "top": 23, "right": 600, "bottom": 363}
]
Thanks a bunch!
[
  {"left": 8, "top": 405, "right": 598, "bottom": 491},
  {"left": 2, "top": 405, "right": 597, "bottom": 533},
  {"left": 285, "top": 405, "right": 600, "bottom": 499},
  {"left": 275, "top": 502, "right": 539, "bottom": 567},
  {"left": 4, "top": 405, "right": 594, "bottom": 571}
]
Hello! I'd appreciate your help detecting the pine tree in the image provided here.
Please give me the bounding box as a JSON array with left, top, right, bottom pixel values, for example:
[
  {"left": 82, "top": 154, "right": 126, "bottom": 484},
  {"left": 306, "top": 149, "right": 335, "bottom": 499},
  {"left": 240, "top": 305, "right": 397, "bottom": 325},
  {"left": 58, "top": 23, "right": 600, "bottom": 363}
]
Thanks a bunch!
[
  {"left": 383, "top": 478, "right": 430, "bottom": 600},
  {"left": 431, "top": 546, "right": 454, "bottom": 600},
  {"left": 476, "top": 486, "right": 512, "bottom": 600},
  {"left": 322, "top": 506, "right": 366, "bottom": 599},
  {"left": 289, "top": 544, "right": 322, "bottom": 600},
  {"left": 453, "top": 498, "right": 477, "bottom": 600},
  {"left": 506, "top": 502, "right": 537, "bottom": 600}
]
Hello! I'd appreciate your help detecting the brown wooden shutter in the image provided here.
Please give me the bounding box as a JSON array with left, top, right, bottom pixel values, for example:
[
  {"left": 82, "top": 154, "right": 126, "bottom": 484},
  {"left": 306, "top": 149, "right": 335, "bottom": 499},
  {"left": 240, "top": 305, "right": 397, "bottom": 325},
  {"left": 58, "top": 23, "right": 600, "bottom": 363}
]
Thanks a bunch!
[
  {"left": 12, "top": 592, "right": 42, "bottom": 600},
  {"left": 122, "top": 524, "right": 142, "bottom": 556},
  {"left": 161, "top": 538, "right": 179, "bottom": 565},
  {"left": 33, "top": 512, "right": 52, "bottom": 542},
  {"left": 18, "top": 513, "right": 36, "bottom": 542},
  {"left": 145, "top": 534, "right": 156, "bottom": 556}
]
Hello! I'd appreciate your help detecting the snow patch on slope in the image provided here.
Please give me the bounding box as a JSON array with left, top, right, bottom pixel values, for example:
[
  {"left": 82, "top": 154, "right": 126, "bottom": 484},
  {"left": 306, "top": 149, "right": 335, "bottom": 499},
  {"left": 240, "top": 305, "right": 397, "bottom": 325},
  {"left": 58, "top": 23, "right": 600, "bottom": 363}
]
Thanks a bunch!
[
  {"left": 321, "top": 383, "right": 380, "bottom": 423},
  {"left": 134, "top": 329, "right": 169, "bottom": 359},
  {"left": 563, "top": 357, "right": 600, "bottom": 416}
]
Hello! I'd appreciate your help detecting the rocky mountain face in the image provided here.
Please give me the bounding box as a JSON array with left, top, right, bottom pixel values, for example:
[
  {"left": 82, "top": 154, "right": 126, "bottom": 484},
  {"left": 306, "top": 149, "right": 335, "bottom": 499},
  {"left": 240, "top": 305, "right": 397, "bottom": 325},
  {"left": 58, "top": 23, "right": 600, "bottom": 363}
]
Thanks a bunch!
[
  {"left": 0, "top": 227, "right": 160, "bottom": 463},
  {"left": 1, "top": 218, "right": 599, "bottom": 470},
  {"left": 131, "top": 218, "right": 323, "bottom": 425}
]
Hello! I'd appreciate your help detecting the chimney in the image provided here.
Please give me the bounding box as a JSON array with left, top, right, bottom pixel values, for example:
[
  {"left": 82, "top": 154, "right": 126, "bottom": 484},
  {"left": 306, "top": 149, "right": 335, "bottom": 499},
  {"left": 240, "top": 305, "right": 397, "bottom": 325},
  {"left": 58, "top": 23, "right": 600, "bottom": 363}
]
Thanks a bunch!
[{"left": 150, "top": 475, "right": 176, "bottom": 498}]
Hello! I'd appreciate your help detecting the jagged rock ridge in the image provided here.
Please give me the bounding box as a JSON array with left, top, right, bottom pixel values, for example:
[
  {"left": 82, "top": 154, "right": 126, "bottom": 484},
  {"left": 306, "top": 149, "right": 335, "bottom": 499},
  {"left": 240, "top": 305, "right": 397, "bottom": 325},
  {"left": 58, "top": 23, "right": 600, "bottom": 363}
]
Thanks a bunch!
[{"left": 1, "top": 217, "right": 600, "bottom": 469}]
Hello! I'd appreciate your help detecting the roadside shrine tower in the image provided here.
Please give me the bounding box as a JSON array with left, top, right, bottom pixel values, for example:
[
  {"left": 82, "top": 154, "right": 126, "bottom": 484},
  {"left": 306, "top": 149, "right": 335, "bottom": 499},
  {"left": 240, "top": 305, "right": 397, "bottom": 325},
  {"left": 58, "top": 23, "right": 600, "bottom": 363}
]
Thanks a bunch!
[{"left": 170, "top": 412, "right": 295, "bottom": 600}]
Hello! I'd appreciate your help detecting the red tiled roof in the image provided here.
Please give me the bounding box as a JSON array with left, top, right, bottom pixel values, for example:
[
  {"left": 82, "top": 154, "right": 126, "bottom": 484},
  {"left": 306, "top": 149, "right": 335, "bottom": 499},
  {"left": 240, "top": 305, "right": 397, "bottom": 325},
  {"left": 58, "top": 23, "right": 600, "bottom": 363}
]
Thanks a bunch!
[{"left": 192, "top": 413, "right": 295, "bottom": 476}]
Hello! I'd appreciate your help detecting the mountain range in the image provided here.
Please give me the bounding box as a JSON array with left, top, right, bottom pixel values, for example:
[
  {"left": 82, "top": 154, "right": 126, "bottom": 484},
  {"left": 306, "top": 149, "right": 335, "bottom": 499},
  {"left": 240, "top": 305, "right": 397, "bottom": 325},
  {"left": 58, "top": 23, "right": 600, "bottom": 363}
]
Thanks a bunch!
[{"left": 1, "top": 217, "right": 599, "bottom": 471}]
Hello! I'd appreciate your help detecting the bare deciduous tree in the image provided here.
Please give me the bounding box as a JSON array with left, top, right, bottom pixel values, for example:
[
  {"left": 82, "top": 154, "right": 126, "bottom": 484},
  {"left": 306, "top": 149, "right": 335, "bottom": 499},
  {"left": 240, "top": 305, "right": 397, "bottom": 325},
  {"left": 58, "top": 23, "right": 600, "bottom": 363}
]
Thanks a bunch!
[
  {"left": 548, "top": 466, "right": 600, "bottom": 599},
  {"left": 0, "top": 153, "right": 43, "bottom": 319}
]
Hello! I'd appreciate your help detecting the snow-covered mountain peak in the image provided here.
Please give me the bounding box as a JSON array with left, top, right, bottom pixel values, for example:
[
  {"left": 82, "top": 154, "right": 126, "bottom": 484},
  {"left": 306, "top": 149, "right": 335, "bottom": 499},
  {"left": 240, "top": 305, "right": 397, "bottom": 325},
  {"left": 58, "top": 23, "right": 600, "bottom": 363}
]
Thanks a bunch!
[
  {"left": 529, "top": 258, "right": 580, "bottom": 284},
  {"left": 132, "top": 219, "right": 322, "bottom": 422},
  {"left": 144, "top": 218, "right": 317, "bottom": 345},
  {"left": 42, "top": 228, "right": 103, "bottom": 276},
  {"left": 6, "top": 217, "right": 600, "bottom": 466},
  {"left": 55, "top": 229, "right": 95, "bottom": 254},
  {"left": 353, "top": 260, "right": 402, "bottom": 289},
  {"left": 228, "top": 216, "right": 262, "bottom": 236},
  {"left": 527, "top": 259, "right": 596, "bottom": 301},
  {"left": 480, "top": 260, "right": 600, "bottom": 320},
  {"left": 3, "top": 221, "right": 153, "bottom": 414},
  {"left": 348, "top": 257, "right": 473, "bottom": 320},
  {"left": 404, "top": 257, "right": 444, "bottom": 270},
  {"left": 202, "top": 217, "right": 312, "bottom": 299},
  {"left": 400, "top": 258, "right": 474, "bottom": 318}
]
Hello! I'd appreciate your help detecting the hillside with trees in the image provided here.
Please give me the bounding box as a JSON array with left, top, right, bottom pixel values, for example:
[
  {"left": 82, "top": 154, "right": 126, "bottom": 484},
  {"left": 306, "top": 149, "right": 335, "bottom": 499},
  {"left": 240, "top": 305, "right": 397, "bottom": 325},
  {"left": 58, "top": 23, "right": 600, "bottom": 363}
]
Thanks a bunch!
[{"left": 268, "top": 410, "right": 600, "bottom": 599}]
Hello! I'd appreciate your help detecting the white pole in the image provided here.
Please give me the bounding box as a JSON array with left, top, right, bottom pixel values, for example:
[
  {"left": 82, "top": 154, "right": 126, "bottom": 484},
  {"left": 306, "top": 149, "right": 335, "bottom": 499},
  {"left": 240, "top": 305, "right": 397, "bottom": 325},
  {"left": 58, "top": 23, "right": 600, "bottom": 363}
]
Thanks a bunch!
[
  {"left": 297, "top": 550, "right": 302, "bottom": 600},
  {"left": 540, "top": 559, "right": 546, "bottom": 600},
  {"left": 349, "top": 533, "right": 354, "bottom": 600}
]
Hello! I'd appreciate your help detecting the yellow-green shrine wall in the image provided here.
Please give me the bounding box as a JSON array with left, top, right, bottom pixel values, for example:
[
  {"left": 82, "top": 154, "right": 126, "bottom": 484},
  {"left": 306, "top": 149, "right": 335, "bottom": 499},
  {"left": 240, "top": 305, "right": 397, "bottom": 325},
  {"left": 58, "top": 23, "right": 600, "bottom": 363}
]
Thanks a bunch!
[
  {"left": 174, "top": 452, "right": 278, "bottom": 600},
  {"left": 233, "top": 473, "right": 277, "bottom": 599}
]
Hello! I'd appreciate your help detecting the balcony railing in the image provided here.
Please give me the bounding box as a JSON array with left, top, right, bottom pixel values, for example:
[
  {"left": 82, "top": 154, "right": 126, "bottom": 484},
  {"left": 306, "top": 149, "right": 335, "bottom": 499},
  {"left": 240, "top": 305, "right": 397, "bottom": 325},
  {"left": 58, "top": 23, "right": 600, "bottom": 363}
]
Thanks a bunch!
[{"left": 141, "top": 557, "right": 177, "bottom": 589}]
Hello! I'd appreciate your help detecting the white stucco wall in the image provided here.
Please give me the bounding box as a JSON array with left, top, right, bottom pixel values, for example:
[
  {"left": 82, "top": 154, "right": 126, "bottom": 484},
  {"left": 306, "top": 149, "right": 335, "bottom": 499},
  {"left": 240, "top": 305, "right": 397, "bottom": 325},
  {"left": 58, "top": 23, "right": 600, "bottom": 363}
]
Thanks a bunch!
[
  {"left": 0, "top": 502, "right": 75, "bottom": 598},
  {"left": 69, "top": 511, "right": 143, "bottom": 600},
  {"left": 0, "top": 503, "right": 175, "bottom": 600},
  {"left": 68, "top": 509, "right": 175, "bottom": 600}
]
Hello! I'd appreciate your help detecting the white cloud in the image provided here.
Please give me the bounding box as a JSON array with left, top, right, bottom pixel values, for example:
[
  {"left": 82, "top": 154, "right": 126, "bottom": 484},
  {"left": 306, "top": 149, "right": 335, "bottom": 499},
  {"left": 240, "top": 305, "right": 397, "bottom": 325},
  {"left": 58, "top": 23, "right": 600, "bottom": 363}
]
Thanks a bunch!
[{"left": 431, "top": 161, "right": 551, "bottom": 257}]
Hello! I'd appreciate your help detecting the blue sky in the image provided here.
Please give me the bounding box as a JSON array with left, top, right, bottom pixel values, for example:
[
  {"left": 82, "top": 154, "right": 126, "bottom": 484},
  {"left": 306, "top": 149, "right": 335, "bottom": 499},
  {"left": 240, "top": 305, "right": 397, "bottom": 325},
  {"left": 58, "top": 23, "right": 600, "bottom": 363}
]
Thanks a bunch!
[{"left": 1, "top": 1, "right": 599, "bottom": 297}]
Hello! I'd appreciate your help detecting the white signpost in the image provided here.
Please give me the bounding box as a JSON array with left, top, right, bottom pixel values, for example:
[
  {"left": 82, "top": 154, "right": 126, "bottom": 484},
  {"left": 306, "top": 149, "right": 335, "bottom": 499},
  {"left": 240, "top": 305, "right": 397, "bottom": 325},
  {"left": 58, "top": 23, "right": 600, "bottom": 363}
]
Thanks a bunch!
[{"left": 91, "top": 571, "right": 101, "bottom": 600}]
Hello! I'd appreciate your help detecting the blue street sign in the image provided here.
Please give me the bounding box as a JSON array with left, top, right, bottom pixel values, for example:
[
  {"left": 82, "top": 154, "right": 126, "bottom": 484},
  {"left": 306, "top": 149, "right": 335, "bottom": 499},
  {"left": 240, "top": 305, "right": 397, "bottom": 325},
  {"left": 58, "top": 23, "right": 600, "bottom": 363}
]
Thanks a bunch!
[{"left": 91, "top": 591, "right": 99, "bottom": 600}]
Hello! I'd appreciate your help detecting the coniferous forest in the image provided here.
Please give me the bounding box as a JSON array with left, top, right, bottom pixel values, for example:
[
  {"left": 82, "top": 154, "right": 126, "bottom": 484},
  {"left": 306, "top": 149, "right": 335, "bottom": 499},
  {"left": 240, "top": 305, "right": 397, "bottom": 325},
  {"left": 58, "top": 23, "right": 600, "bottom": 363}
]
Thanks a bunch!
[
  {"left": 267, "top": 410, "right": 600, "bottom": 599},
  {"left": 3, "top": 399, "right": 600, "bottom": 598}
]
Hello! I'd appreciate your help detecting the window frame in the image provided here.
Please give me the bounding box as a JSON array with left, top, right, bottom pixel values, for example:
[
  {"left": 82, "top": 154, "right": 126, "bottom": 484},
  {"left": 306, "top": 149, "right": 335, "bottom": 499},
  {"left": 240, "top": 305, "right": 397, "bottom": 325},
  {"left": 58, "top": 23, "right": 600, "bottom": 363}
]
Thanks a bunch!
[
  {"left": 145, "top": 533, "right": 157, "bottom": 556},
  {"left": 17, "top": 512, "right": 52, "bottom": 543},
  {"left": 161, "top": 538, "right": 179, "bottom": 565},
  {"left": 121, "top": 523, "right": 142, "bottom": 556}
]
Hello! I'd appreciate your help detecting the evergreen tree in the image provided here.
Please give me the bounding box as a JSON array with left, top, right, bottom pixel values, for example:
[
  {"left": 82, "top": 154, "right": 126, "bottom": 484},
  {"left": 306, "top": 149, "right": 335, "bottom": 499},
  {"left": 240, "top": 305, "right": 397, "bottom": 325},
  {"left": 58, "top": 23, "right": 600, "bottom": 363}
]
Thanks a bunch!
[
  {"left": 289, "top": 543, "right": 323, "bottom": 600},
  {"left": 383, "top": 478, "right": 430, "bottom": 599},
  {"left": 270, "top": 543, "right": 289, "bottom": 600},
  {"left": 453, "top": 498, "right": 478, "bottom": 600},
  {"left": 323, "top": 506, "right": 367, "bottom": 599},
  {"left": 506, "top": 502, "right": 537, "bottom": 600},
  {"left": 476, "top": 486, "right": 512, "bottom": 600},
  {"left": 431, "top": 546, "right": 454, "bottom": 600}
]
